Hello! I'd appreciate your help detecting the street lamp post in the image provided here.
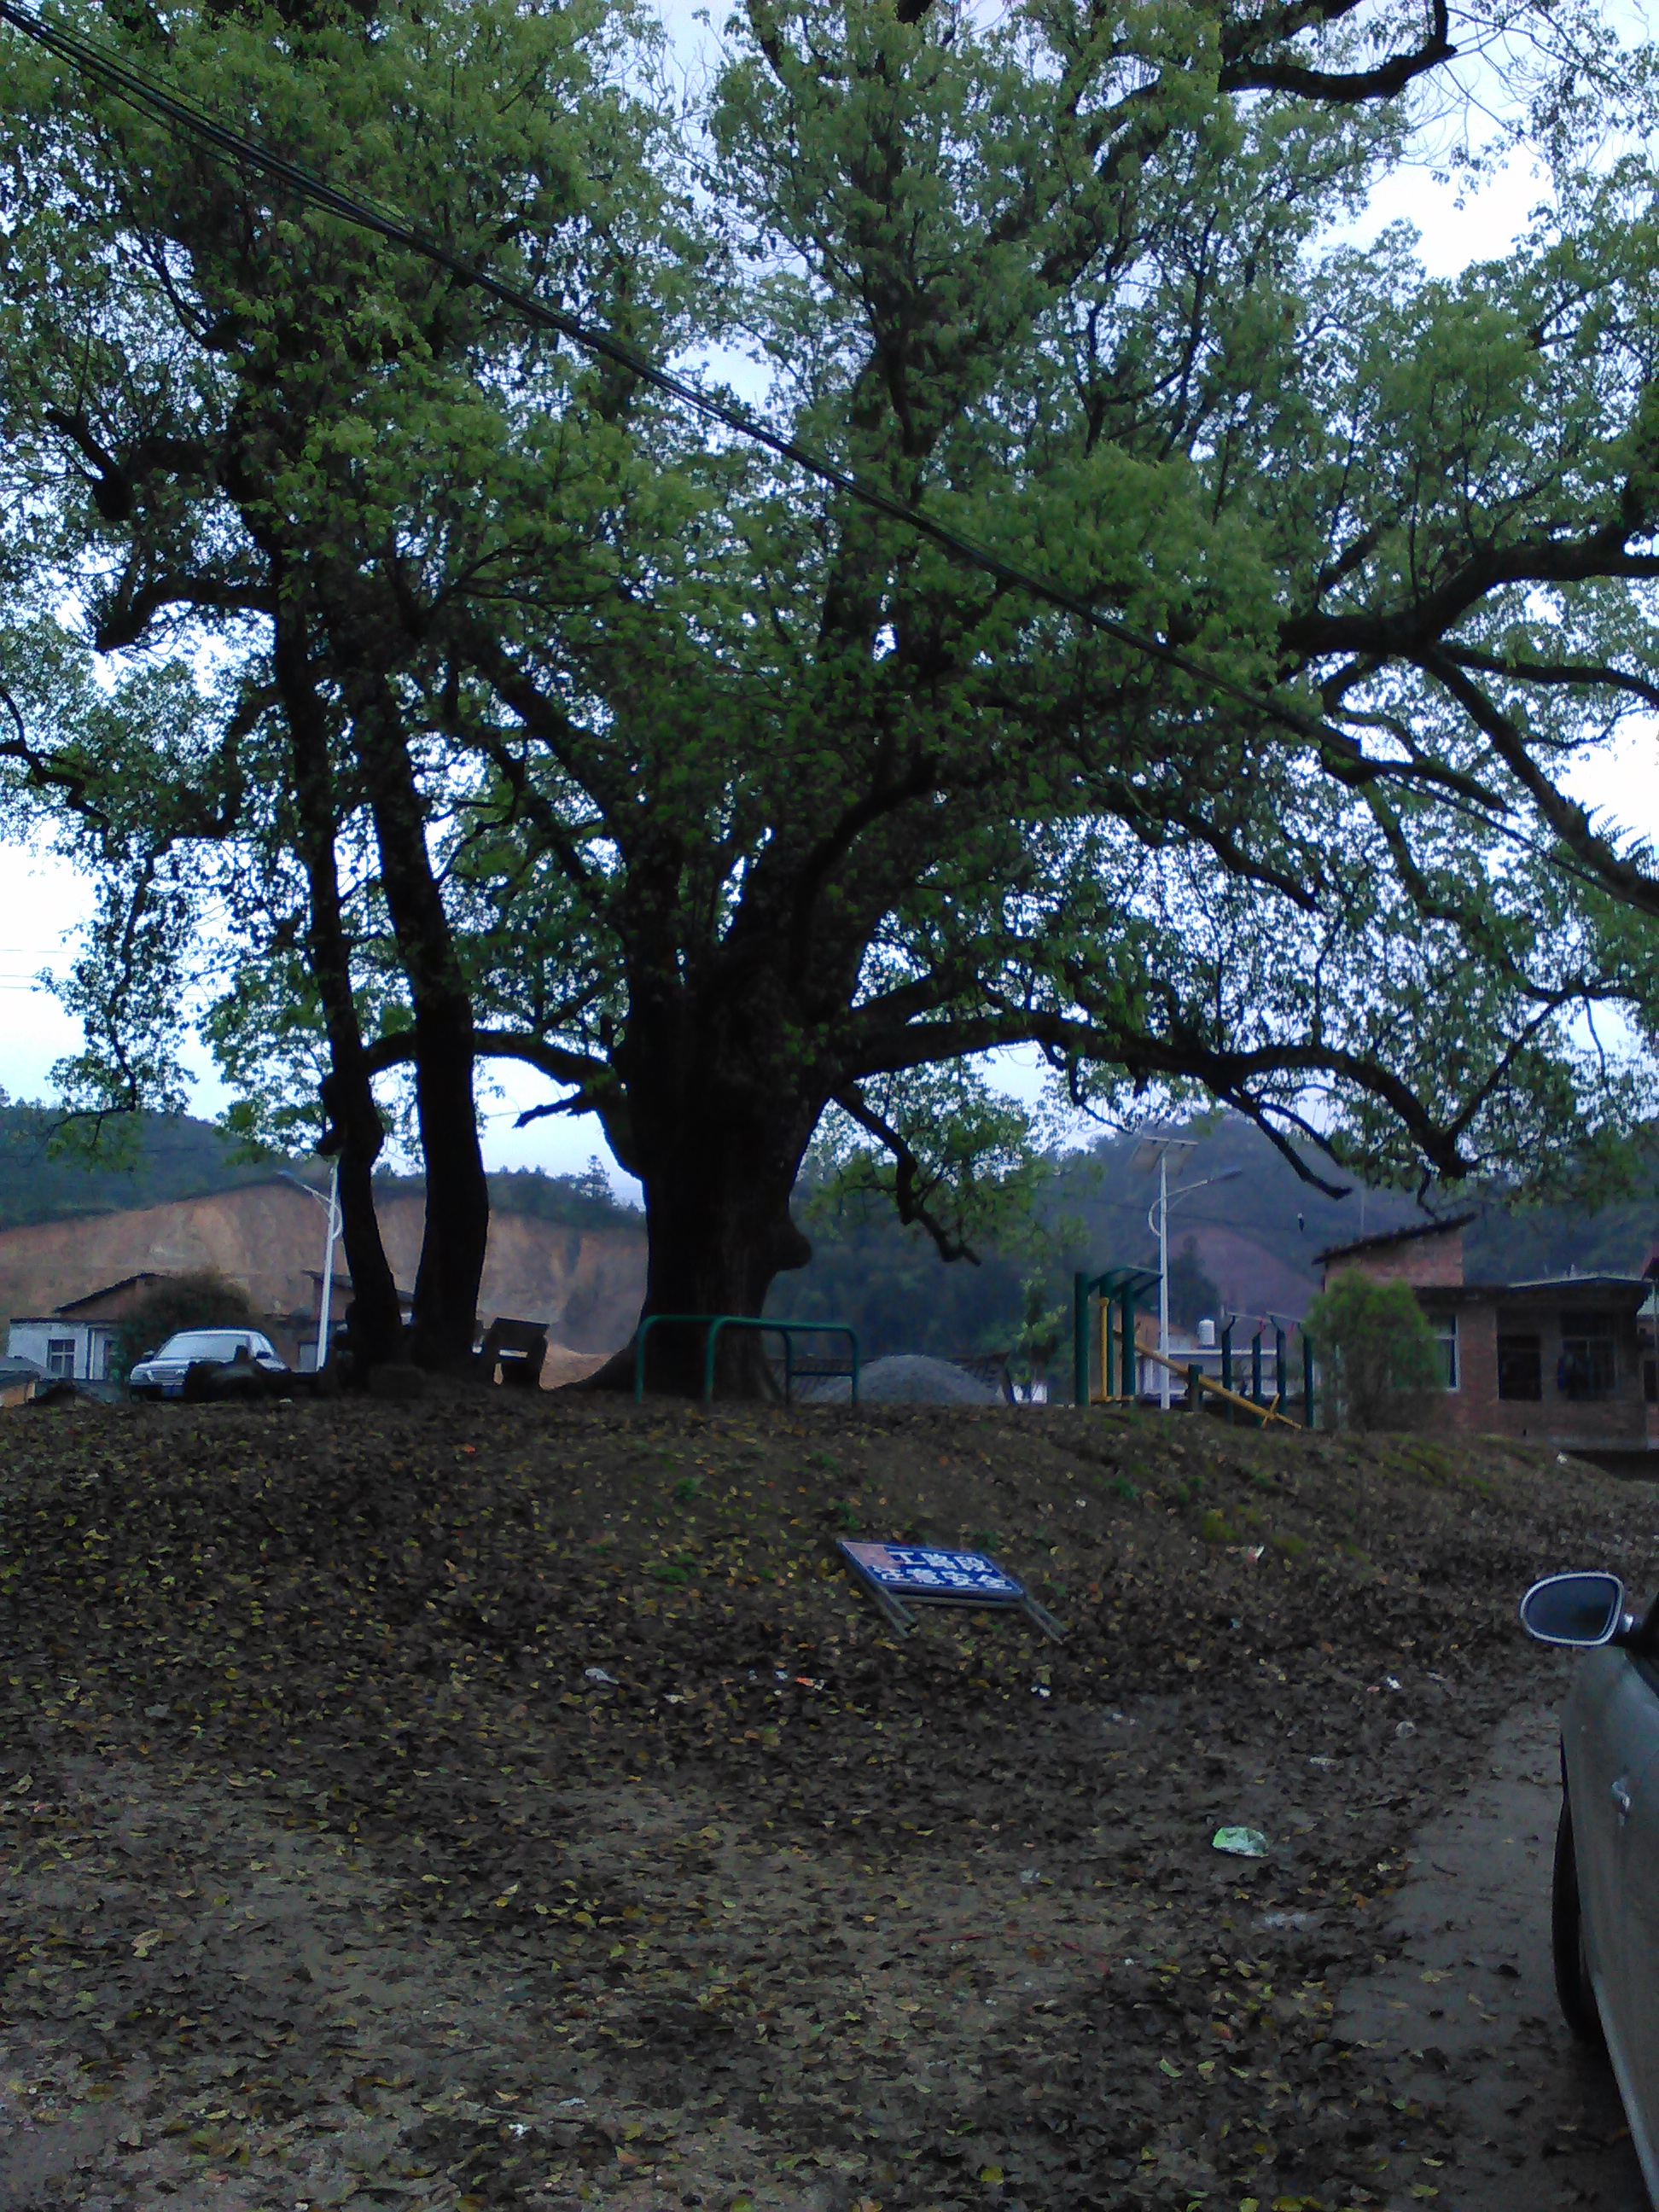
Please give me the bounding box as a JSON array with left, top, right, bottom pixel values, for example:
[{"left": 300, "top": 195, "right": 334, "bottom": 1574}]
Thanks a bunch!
[
  {"left": 317, "top": 1156, "right": 341, "bottom": 1370},
  {"left": 1156, "top": 1150, "right": 1171, "bottom": 1412},
  {"left": 278, "top": 1167, "right": 344, "bottom": 1372},
  {"left": 1136, "top": 1137, "right": 1243, "bottom": 1411}
]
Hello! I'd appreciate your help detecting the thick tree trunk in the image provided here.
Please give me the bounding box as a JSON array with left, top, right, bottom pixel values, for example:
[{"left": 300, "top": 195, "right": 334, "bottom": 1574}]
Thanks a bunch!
[
  {"left": 404, "top": 993, "right": 492, "bottom": 1371},
  {"left": 276, "top": 588, "right": 405, "bottom": 1370},
  {"left": 347, "top": 663, "right": 491, "bottom": 1373},
  {"left": 612, "top": 1015, "right": 819, "bottom": 1395}
]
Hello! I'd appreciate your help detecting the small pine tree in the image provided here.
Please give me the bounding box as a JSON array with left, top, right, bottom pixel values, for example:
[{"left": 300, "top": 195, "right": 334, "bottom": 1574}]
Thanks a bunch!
[
  {"left": 1010, "top": 1278, "right": 1066, "bottom": 1394},
  {"left": 1305, "top": 1268, "right": 1443, "bottom": 1431}
]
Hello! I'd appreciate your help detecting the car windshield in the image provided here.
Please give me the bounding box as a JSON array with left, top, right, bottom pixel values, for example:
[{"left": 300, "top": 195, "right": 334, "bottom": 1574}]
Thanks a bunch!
[{"left": 156, "top": 1331, "right": 256, "bottom": 1359}]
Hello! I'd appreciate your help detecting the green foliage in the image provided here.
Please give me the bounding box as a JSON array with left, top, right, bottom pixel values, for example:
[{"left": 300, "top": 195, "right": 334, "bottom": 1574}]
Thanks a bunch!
[
  {"left": 802, "top": 1070, "right": 1070, "bottom": 1269},
  {"left": 3, "top": 0, "right": 1659, "bottom": 1350},
  {"left": 771, "top": 1155, "right": 1039, "bottom": 1359},
  {"left": 113, "top": 1271, "right": 261, "bottom": 1380},
  {"left": 485, "top": 1162, "right": 637, "bottom": 1233},
  {"left": 369, "top": 1160, "right": 640, "bottom": 1232},
  {"left": 1306, "top": 1270, "right": 1444, "bottom": 1433},
  {"left": 1167, "top": 1238, "right": 1223, "bottom": 1332},
  {"left": 1010, "top": 1278, "right": 1067, "bottom": 1388}
]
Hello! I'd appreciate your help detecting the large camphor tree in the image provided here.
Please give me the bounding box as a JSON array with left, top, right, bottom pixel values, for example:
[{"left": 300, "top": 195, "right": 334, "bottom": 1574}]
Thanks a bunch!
[{"left": 2, "top": 0, "right": 1657, "bottom": 1387}]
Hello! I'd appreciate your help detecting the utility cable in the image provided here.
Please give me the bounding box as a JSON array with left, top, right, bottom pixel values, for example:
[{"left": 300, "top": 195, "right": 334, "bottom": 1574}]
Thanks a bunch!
[{"left": 0, "top": 0, "right": 1423, "bottom": 770}]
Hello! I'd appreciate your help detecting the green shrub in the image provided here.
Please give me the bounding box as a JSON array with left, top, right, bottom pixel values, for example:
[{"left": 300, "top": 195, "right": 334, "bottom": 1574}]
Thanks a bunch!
[{"left": 1305, "top": 1269, "right": 1443, "bottom": 1432}]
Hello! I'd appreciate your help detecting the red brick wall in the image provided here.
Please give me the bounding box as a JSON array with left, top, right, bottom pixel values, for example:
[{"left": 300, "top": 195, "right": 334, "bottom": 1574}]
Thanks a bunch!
[
  {"left": 1324, "top": 1225, "right": 1464, "bottom": 1289},
  {"left": 1413, "top": 1295, "right": 1649, "bottom": 1448}
]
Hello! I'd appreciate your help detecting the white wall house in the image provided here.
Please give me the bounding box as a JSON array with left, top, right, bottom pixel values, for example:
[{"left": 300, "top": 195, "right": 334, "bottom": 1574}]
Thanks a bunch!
[{"left": 6, "top": 1317, "right": 120, "bottom": 1382}]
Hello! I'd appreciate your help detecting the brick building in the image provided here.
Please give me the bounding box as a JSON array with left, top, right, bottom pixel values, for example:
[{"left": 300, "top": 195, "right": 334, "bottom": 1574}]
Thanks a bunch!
[{"left": 1317, "top": 1218, "right": 1659, "bottom": 1455}]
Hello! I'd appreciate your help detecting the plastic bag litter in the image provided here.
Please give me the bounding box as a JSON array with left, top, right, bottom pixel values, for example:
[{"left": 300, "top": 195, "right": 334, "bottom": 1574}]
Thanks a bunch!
[
  {"left": 1212, "top": 1825, "right": 1269, "bottom": 1858},
  {"left": 584, "top": 1665, "right": 619, "bottom": 1686}
]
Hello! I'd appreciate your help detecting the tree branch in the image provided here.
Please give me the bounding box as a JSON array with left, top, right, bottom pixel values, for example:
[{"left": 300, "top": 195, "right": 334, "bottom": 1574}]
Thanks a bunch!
[
  {"left": 1220, "top": 0, "right": 1454, "bottom": 103},
  {"left": 1421, "top": 652, "right": 1659, "bottom": 918},
  {"left": 833, "top": 1082, "right": 981, "bottom": 1263}
]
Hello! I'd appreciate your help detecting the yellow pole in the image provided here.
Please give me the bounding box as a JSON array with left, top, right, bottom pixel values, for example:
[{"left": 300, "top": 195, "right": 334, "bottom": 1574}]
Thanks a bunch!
[{"left": 1137, "top": 1345, "right": 1301, "bottom": 1429}]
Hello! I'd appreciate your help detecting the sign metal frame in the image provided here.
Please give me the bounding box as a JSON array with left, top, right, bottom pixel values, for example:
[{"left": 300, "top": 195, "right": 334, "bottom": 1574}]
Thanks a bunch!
[{"left": 836, "top": 1539, "right": 1067, "bottom": 1642}]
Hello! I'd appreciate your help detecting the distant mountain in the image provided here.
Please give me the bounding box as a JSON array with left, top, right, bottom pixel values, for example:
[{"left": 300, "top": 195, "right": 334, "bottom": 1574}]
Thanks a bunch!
[
  {"left": 1048, "top": 1118, "right": 1417, "bottom": 1323},
  {"left": 774, "top": 1114, "right": 1659, "bottom": 1357},
  {"left": 0, "top": 1103, "right": 643, "bottom": 1237},
  {"left": 1050, "top": 1117, "right": 1659, "bottom": 1313},
  {"left": 7, "top": 1097, "right": 1648, "bottom": 1359},
  {"left": 1464, "top": 1185, "right": 1659, "bottom": 1284},
  {"left": 0, "top": 1101, "right": 282, "bottom": 1231}
]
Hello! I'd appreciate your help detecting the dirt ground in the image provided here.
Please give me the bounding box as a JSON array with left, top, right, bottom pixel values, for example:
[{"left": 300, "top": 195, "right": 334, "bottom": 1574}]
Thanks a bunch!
[
  {"left": 1333, "top": 1703, "right": 1647, "bottom": 2210},
  {"left": 0, "top": 1392, "right": 1654, "bottom": 2212}
]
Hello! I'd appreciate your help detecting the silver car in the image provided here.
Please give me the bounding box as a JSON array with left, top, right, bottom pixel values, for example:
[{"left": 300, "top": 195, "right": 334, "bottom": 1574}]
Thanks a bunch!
[
  {"left": 1522, "top": 1569, "right": 1659, "bottom": 2203},
  {"left": 128, "top": 1328, "right": 288, "bottom": 1400}
]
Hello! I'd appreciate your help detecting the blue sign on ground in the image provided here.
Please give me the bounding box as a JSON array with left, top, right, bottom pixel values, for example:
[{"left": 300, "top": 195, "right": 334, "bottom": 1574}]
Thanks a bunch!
[
  {"left": 842, "top": 1541, "right": 1023, "bottom": 1598},
  {"left": 836, "top": 1539, "right": 1065, "bottom": 1640}
]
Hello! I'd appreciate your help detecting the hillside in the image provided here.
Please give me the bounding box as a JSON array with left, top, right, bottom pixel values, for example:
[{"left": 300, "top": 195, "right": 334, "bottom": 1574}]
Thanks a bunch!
[
  {"left": 1052, "top": 1117, "right": 1659, "bottom": 1307},
  {"left": 5, "top": 1101, "right": 1651, "bottom": 1364},
  {"left": 777, "top": 1113, "right": 1659, "bottom": 1359},
  {"left": 0, "top": 1177, "right": 647, "bottom": 1352},
  {"left": 0, "top": 1100, "right": 280, "bottom": 1231},
  {"left": 772, "top": 1117, "right": 1419, "bottom": 1358},
  {"left": 0, "top": 1103, "right": 644, "bottom": 1237},
  {"left": 0, "top": 1392, "right": 1646, "bottom": 2209}
]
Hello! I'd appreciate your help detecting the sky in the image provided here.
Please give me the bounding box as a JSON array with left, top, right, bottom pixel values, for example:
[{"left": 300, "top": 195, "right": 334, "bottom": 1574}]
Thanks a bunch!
[{"left": 0, "top": 21, "right": 1653, "bottom": 1190}]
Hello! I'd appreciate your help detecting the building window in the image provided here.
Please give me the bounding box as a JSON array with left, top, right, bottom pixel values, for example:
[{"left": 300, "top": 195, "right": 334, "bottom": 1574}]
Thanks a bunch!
[
  {"left": 1558, "top": 1313, "right": 1618, "bottom": 1400},
  {"left": 45, "top": 1337, "right": 76, "bottom": 1379},
  {"left": 1499, "top": 1334, "right": 1542, "bottom": 1401},
  {"left": 1432, "top": 1312, "right": 1458, "bottom": 1389}
]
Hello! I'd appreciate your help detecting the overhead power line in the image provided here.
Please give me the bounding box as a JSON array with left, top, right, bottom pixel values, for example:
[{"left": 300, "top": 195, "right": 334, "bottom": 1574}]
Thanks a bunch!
[{"left": 0, "top": 0, "right": 1394, "bottom": 772}]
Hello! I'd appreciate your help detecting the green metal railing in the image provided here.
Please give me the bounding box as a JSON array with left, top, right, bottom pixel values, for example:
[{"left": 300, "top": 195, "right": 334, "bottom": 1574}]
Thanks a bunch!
[
  {"left": 632, "top": 1314, "right": 860, "bottom": 1405},
  {"left": 1072, "top": 1266, "right": 1158, "bottom": 1407}
]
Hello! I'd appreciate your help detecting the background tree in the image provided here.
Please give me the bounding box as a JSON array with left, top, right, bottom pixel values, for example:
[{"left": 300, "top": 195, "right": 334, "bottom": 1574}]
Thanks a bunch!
[
  {"left": 0, "top": 0, "right": 691, "bottom": 1367},
  {"left": 5, "top": 0, "right": 1659, "bottom": 1392},
  {"left": 1167, "top": 1240, "right": 1223, "bottom": 1335},
  {"left": 113, "top": 1271, "right": 262, "bottom": 1381},
  {"left": 1010, "top": 1279, "right": 1068, "bottom": 1399},
  {"left": 1305, "top": 1269, "right": 1443, "bottom": 1431}
]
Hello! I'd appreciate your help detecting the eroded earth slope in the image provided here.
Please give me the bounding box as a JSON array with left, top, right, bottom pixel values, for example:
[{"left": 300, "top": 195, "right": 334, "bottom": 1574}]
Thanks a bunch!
[{"left": 0, "top": 1395, "right": 1650, "bottom": 2211}]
